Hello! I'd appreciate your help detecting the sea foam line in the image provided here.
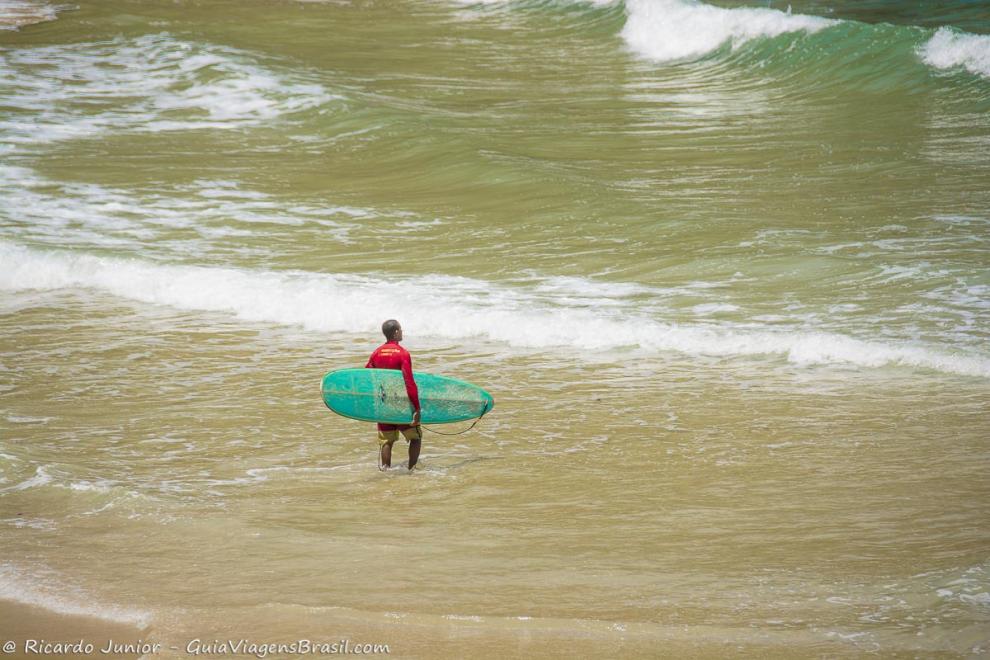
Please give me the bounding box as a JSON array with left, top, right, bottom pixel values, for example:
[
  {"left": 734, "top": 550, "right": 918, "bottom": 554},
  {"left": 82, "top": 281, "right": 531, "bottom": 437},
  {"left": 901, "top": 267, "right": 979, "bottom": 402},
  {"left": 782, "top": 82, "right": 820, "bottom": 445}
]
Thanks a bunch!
[
  {"left": 0, "top": 563, "right": 151, "bottom": 627},
  {"left": 0, "top": 33, "right": 340, "bottom": 146},
  {"left": 0, "top": 165, "right": 362, "bottom": 253},
  {"left": 1, "top": 242, "right": 988, "bottom": 378}
]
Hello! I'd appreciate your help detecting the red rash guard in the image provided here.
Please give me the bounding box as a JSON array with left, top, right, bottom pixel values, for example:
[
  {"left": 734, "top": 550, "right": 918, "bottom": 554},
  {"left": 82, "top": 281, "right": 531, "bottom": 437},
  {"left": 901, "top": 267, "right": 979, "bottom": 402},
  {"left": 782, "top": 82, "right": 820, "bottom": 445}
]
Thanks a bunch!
[{"left": 365, "top": 340, "right": 421, "bottom": 431}]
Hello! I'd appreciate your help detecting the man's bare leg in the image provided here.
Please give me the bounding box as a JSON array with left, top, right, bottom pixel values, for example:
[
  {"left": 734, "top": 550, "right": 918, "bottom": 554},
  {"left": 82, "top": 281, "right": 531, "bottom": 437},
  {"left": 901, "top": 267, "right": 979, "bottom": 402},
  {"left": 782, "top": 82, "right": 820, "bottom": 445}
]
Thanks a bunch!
[
  {"left": 408, "top": 437, "right": 421, "bottom": 470},
  {"left": 380, "top": 441, "right": 393, "bottom": 470}
]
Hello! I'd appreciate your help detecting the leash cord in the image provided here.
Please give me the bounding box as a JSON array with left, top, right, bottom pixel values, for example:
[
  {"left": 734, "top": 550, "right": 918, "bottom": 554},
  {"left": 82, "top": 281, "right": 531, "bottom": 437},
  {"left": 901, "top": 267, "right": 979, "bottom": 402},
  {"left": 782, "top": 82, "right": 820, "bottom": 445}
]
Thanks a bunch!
[
  {"left": 421, "top": 416, "right": 482, "bottom": 436},
  {"left": 421, "top": 402, "right": 491, "bottom": 436}
]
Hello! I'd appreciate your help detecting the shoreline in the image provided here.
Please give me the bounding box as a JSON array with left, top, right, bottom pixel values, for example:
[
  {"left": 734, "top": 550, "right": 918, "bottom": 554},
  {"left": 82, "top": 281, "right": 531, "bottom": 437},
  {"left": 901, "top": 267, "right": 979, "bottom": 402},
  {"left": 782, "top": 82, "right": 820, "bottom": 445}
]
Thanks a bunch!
[
  {"left": 0, "top": 596, "right": 881, "bottom": 659},
  {"left": 0, "top": 598, "right": 148, "bottom": 658}
]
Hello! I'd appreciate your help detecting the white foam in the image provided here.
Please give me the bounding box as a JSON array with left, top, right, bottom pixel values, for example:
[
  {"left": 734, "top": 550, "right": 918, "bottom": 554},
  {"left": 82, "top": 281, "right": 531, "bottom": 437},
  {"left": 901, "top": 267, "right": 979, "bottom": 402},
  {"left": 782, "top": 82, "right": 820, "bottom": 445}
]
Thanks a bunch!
[
  {"left": 920, "top": 27, "right": 990, "bottom": 79},
  {"left": 0, "top": 465, "right": 52, "bottom": 494},
  {"left": 2, "top": 241, "right": 988, "bottom": 378},
  {"left": 621, "top": 0, "right": 835, "bottom": 63},
  {"left": 0, "top": 33, "right": 340, "bottom": 146},
  {"left": 0, "top": 166, "right": 361, "bottom": 252},
  {"left": 0, "top": 0, "right": 60, "bottom": 30},
  {"left": 2, "top": 517, "right": 56, "bottom": 530},
  {"left": 532, "top": 275, "right": 655, "bottom": 299},
  {"left": 5, "top": 414, "right": 53, "bottom": 424},
  {"left": 959, "top": 592, "right": 990, "bottom": 606},
  {"left": 692, "top": 302, "right": 739, "bottom": 315},
  {"left": 64, "top": 480, "right": 114, "bottom": 494},
  {"left": 245, "top": 465, "right": 356, "bottom": 478},
  {"left": 0, "top": 563, "right": 150, "bottom": 626}
]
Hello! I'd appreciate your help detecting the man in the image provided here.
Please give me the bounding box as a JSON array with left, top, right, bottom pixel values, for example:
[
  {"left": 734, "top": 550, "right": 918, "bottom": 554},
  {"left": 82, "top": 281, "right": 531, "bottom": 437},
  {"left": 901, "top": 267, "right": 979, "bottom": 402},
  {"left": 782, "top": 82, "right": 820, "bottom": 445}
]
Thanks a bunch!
[{"left": 365, "top": 319, "right": 422, "bottom": 471}]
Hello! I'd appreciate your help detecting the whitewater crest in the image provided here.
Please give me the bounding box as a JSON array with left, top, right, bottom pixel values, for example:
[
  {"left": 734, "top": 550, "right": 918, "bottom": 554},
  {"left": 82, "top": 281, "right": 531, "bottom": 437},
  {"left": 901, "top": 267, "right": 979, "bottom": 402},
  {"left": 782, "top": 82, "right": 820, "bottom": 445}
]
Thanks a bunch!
[
  {"left": 620, "top": 0, "right": 836, "bottom": 63},
  {"left": 920, "top": 27, "right": 990, "bottom": 78}
]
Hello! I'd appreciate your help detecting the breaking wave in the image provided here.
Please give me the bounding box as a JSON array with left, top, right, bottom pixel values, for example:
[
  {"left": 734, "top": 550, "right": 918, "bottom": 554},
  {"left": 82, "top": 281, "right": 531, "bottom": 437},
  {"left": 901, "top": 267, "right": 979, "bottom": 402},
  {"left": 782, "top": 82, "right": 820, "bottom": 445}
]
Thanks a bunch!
[{"left": 2, "top": 241, "right": 988, "bottom": 378}]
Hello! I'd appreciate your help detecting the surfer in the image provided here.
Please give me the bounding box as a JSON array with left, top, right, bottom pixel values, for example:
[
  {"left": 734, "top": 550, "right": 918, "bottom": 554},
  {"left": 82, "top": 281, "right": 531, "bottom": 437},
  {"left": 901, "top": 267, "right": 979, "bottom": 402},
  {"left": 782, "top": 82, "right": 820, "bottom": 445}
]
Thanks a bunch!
[{"left": 366, "top": 319, "right": 422, "bottom": 471}]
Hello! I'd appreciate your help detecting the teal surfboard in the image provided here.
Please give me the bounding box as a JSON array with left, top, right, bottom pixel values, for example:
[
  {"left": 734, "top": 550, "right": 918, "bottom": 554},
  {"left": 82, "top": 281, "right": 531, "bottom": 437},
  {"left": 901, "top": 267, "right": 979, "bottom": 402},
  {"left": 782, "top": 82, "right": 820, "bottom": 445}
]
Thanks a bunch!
[{"left": 321, "top": 369, "right": 494, "bottom": 425}]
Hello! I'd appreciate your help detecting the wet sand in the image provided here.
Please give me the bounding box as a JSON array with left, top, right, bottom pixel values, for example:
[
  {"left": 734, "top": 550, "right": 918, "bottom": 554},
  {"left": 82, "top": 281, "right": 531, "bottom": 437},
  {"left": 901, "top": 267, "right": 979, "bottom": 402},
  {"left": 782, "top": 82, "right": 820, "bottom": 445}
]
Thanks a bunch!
[{"left": 0, "top": 599, "right": 147, "bottom": 658}]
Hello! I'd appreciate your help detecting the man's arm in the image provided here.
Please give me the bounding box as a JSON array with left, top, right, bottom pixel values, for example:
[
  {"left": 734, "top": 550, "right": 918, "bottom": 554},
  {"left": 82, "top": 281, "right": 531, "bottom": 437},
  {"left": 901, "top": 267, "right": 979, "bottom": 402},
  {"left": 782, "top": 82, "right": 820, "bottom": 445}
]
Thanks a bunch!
[{"left": 400, "top": 352, "right": 421, "bottom": 423}]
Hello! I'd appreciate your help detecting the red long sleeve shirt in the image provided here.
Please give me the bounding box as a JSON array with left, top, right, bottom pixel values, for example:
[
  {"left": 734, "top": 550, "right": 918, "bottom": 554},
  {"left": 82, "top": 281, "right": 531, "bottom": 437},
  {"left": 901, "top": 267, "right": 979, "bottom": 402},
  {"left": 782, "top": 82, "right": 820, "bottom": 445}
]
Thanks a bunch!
[{"left": 365, "top": 340, "right": 421, "bottom": 431}]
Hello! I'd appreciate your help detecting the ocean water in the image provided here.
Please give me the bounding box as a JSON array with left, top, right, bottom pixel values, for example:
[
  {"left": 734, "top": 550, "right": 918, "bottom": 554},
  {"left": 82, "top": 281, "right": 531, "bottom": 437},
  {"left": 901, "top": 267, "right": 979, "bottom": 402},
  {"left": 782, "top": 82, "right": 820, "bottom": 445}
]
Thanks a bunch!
[{"left": 1, "top": 0, "right": 988, "bottom": 656}]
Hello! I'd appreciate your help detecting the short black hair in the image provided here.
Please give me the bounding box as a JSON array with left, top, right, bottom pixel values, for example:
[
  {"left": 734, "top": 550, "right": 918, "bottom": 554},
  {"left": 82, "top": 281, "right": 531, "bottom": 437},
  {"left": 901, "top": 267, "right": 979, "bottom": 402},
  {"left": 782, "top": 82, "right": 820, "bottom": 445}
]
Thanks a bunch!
[{"left": 382, "top": 319, "right": 401, "bottom": 340}]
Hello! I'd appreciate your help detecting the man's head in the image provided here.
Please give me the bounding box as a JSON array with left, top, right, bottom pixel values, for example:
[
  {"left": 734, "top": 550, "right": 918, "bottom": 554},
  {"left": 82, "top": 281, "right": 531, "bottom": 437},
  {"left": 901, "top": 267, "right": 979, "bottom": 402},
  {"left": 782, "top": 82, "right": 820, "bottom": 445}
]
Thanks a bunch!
[{"left": 382, "top": 319, "right": 402, "bottom": 342}]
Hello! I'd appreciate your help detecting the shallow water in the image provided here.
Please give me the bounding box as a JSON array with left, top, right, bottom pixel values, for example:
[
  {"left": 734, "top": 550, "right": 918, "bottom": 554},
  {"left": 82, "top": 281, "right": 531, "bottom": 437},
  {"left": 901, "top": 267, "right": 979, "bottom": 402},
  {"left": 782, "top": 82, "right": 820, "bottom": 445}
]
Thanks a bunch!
[{"left": 1, "top": 0, "right": 988, "bottom": 656}]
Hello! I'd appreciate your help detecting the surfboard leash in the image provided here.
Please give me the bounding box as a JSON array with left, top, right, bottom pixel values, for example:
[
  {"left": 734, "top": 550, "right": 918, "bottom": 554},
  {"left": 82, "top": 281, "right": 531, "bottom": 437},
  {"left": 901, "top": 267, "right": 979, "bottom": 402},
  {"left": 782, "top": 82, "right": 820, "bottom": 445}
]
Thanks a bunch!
[
  {"left": 420, "top": 401, "right": 492, "bottom": 436},
  {"left": 421, "top": 416, "right": 483, "bottom": 436}
]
